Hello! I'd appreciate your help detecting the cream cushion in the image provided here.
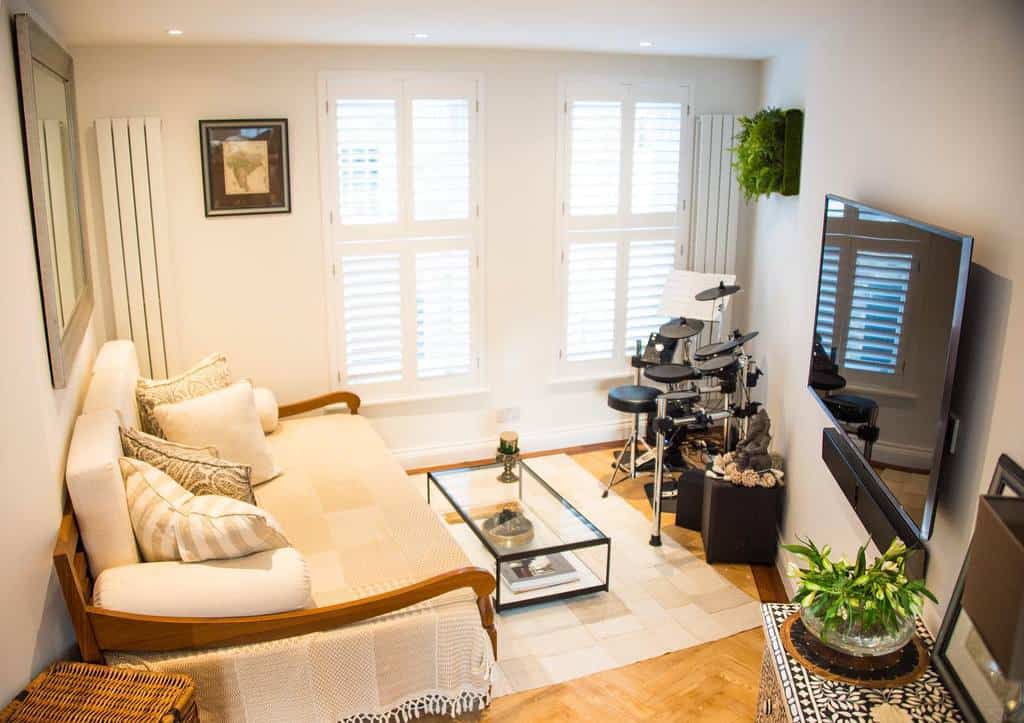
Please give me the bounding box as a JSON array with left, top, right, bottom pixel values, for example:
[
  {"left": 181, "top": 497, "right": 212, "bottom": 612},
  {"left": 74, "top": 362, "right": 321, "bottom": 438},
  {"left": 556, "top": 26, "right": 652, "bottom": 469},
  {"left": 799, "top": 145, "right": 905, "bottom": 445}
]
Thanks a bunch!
[
  {"left": 65, "top": 411, "right": 141, "bottom": 576},
  {"left": 84, "top": 364, "right": 141, "bottom": 429},
  {"left": 257, "top": 414, "right": 474, "bottom": 607},
  {"left": 137, "top": 353, "right": 231, "bottom": 437},
  {"left": 253, "top": 386, "right": 279, "bottom": 433},
  {"left": 92, "top": 547, "right": 311, "bottom": 617},
  {"left": 121, "top": 458, "right": 289, "bottom": 563},
  {"left": 154, "top": 381, "right": 279, "bottom": 483},
  {"left": 92, "top": 339, "right": 140, "bottom": 377}
]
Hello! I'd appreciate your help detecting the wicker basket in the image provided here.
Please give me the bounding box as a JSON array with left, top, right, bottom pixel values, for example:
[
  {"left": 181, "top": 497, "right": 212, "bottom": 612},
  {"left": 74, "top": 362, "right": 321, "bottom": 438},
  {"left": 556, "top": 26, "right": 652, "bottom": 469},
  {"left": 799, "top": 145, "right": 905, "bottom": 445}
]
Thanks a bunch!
[{"left": 0, "top": 662, "right": 198, "bottom": 722}]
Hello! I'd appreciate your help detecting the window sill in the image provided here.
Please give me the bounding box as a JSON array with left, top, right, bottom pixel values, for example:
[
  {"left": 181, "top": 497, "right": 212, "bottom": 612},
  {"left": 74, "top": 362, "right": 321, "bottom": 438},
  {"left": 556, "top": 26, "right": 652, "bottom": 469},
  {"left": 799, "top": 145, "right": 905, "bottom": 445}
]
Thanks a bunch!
[
  {"left": 547, "top": 370, "right": 633, "bottom": 386},
  {"left": 841, "top": 383, "right": 918, "bottom": 402},
  {"left": 357, "top": 386, "right": 491, "bottom": 409}
]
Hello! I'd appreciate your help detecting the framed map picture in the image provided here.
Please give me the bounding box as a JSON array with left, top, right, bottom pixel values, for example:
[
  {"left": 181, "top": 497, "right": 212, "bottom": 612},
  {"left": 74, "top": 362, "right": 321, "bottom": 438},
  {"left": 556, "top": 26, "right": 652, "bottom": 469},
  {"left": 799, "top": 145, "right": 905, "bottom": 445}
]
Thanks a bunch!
[{"left": 199, "top": 119, "right": 290, "bottom": 217}]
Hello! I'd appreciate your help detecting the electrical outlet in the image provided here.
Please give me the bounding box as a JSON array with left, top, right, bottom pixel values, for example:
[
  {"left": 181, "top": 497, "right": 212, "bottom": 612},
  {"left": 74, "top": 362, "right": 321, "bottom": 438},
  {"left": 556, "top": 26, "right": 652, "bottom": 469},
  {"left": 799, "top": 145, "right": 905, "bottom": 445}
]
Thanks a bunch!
[{"left": 496, "top": 406, "right": 520, "bottom": 424}]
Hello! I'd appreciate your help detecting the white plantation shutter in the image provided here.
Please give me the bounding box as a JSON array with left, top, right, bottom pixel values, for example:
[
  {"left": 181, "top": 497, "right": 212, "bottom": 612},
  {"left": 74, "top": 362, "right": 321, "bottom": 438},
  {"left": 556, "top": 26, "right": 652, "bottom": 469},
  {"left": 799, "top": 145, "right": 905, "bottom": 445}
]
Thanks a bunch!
[
  {"left": 559, "top": 80, "right": 690, "bottom": 373},
  {"left": 816, "top": 244, "right": 842, "bottom": 355},
  {"left": 341, "top": 254, "right": 403, "bottom": 384},
  {"left": 843, "top": 250, "right": 912, "bottom": 375},
  {"left": 569, "top": 101, "right": 622, "bottom": 216},
  {"left": 336, "top": 100, "right": 399, "bottom": 224},
  {"left": 325, "top": 73, "right": 482, "bottom": 397},
  {"left": 625, "top": 239, "right": 675, "bottom": 351},
  {"left": 416, "top": 249, "right": 471, "bottom": 378},
  {"left": 566, "top": 242, "right": 618, "bottom": 361},
  {"left": 413, "top": 99, "right": 471, "bottom": 221},
  {"left": 631, "top": 103, "right": 682, "bottom": 214}
]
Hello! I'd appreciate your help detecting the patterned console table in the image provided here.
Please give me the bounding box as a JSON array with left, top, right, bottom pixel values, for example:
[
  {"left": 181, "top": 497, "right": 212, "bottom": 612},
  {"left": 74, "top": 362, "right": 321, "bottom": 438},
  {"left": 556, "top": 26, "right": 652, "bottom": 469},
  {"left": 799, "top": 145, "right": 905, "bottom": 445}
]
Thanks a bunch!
[{"left": 757, "top": 604, "right": 964, "bottom": 722}]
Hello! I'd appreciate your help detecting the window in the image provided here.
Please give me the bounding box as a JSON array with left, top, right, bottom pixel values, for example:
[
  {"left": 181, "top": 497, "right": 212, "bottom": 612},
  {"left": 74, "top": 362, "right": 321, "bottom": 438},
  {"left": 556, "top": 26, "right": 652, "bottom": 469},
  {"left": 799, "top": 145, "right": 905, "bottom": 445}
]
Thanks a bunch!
[
  {"left": 820, "top": 237, "right": 915, "bottom": 382},
  {"left": 557, "top": 80, "right": 691, "bottom": 374},
  {"left": 843, "top": 249, "right": 912, "bottom": 374},
  {"left": 815, "top": 244, "right": 842, "bottom": 355},
  {"left": 321, "top": 74, "right": 483, "bottom": 397}
]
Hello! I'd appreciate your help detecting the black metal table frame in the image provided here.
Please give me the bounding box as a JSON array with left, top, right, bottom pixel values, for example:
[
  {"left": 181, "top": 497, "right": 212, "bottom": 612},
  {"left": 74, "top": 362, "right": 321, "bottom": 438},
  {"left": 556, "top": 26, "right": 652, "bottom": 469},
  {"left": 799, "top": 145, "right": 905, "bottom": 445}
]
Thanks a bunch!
[{"left": 427, "top": 459, "right": 611, "bottom": 612}]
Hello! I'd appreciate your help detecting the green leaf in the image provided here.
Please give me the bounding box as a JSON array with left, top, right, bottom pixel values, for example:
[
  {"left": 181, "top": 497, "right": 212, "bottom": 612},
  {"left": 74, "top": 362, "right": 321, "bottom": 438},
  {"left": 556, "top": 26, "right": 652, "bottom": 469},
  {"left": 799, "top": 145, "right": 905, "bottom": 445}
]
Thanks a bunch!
[
  {"left": 855, "top": 544, "right": 867, "bottom": 577},
  {"left": 732, "top": 107, "right": 787, "bottom": 200}
]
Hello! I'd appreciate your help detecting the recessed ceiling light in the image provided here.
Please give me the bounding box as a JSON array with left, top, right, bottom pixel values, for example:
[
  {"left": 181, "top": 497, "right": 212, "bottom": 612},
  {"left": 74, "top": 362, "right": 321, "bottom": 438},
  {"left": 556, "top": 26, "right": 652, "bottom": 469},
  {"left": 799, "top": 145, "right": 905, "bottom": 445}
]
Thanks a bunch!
[
  {"left": 167, "top": 28, "right": 184, "bottom": 36},
  {"left": 413, "top": 32, "right": 430, "bottom": 39},
  {"left": 639, "top": 41, "right": 653, "bottom": 47}
]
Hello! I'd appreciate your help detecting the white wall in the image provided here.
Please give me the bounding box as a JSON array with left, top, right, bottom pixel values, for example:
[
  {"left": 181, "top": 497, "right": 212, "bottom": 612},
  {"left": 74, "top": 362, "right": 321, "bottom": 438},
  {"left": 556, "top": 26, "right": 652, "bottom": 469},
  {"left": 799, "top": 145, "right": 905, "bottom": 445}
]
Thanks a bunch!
[
  {"left": 0, "top": 0, "right": 98, "bottom": 701},
  {"left": 746, "top": 0, "right": 1024, "bottom": 630},
  {"left": 71, "top": 45, "right": 760, "bottom": 466}
]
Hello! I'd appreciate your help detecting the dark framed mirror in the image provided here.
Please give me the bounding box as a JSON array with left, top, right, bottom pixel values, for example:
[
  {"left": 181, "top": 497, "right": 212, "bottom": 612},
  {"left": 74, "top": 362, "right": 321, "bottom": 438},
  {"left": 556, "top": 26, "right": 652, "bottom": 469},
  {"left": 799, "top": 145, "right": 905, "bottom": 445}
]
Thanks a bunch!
[
  {"left": 932, "top": 454, "right": 1024, "bottom": 722},
  {"left": 12, "top": 13, "right": 92, "bottom": 388}
]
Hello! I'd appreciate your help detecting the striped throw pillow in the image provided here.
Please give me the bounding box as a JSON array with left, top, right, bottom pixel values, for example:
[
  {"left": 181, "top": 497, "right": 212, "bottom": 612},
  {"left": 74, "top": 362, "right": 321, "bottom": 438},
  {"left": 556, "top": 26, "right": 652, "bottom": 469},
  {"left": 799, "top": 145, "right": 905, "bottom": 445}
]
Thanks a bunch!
[{"left": 120, "top": 458, "right": 289, "bottom": 563}]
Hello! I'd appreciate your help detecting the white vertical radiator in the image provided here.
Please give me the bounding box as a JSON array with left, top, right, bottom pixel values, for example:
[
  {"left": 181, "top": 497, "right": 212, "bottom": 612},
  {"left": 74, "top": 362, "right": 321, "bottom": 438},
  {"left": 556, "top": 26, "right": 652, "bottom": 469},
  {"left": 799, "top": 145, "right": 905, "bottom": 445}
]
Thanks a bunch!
[
  {"left": 95, "top": 117, "right": 173, "bottom": 378},
  {"left": 690, "top": 114, "right": 742, "bottom": 340}
]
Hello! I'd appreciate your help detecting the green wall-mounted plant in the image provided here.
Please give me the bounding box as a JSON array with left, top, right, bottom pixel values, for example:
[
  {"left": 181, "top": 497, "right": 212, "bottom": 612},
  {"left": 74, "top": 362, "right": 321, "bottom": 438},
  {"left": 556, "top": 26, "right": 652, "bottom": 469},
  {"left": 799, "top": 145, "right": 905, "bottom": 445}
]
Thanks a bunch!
[{"left": 732, "top": 107, "right": 804, "bottom": 201}]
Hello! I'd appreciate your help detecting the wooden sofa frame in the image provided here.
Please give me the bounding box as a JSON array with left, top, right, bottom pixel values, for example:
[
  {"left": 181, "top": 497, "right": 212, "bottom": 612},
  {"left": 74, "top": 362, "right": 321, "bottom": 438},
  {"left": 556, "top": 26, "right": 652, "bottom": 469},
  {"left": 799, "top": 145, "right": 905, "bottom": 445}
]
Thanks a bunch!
[{"left": 54, "top": 391, "right": 497, "bottom": 663}]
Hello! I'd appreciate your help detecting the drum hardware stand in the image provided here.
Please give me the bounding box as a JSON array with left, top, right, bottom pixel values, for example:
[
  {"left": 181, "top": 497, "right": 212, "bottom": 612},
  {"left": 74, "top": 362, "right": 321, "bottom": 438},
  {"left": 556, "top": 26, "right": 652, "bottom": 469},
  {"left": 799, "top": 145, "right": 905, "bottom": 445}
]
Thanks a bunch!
[
  {"left": 731, "top": 353, "right": 763, "bottom": 438},
  {"left": 711, "top": 298, "right": 727, "bottom": 343},
  {"left": 604, "top": 340, "right": 656, "bottom": 498},
  {"left": 605, "top": 419, "right": 654, "bottom": 497},
  {"left": 650, "top": 392, "right": 732, "bottom": 546}
]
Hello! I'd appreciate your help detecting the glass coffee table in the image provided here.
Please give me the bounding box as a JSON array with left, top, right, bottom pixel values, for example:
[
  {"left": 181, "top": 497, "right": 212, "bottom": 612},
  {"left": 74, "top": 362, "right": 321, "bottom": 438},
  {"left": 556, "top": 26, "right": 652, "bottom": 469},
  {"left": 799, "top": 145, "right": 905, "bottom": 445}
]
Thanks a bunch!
[{"left": 428, "top": 459, "right": 610, "bottom": 612}]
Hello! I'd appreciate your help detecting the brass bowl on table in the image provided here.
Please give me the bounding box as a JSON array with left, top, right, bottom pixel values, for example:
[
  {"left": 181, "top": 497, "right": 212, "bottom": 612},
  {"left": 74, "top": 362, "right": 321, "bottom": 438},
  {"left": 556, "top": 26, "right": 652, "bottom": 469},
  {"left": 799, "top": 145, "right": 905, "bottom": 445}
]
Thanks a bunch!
[{"left": 482, "top": 507, "right": 534, "bottom": 549}]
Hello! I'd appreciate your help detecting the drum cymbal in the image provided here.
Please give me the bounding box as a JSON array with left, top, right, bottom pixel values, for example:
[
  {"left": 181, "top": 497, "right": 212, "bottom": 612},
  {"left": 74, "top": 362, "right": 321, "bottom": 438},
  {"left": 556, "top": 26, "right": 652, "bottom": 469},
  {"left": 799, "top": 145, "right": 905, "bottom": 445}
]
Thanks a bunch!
[
  {"left": 694, "top": 341, "right": 735, "bottom": 360},
  {"left": 695, "top": 282, "right": 742, "bottom": 301},
  {"left": 658, "top": 317, "right": 705, "bottom": 340},
  {"left": 644, "top": 363, "right": 700, "bottom": 384},
  {"left": 694, "top": 330, "right": 759, "bottom": 359},
  {"left": 734, "top": 330, "right": 758, "bottom": 346},
  {"left": 696, "top": 355, "right": 739, "bottom": 375}
]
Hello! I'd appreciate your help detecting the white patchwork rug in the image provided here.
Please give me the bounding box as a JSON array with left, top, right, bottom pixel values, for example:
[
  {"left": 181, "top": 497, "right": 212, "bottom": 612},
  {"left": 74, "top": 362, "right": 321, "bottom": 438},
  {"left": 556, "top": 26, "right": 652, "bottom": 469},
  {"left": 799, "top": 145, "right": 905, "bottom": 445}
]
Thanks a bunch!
[{"left": 411, "top": 454, "right": 762, "bottom": 696}]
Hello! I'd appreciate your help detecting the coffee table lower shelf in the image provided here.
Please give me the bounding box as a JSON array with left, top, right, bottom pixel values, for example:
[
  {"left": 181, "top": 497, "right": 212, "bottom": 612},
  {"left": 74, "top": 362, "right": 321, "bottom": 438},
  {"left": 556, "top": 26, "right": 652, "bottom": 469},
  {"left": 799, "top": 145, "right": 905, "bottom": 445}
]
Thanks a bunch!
[
  {"left": 491, "top": 545, "right": 610, "bottom": 612},
  {"left": 427, "top": 460, "right": 611, "bottom": 613}
]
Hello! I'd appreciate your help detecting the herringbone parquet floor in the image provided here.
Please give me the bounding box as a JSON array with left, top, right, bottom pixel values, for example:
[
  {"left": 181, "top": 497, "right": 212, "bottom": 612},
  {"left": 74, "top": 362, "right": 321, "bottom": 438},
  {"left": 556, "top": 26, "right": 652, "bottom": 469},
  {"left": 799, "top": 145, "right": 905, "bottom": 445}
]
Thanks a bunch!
[{"left": 421, "top": 446, "right": 789, "bottom": 722}]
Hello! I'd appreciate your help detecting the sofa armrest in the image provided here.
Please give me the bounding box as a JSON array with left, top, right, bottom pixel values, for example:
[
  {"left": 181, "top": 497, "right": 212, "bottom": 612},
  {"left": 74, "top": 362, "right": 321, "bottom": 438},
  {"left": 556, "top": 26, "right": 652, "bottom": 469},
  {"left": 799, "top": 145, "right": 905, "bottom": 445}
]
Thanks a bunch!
[
  {"left": 279, "top": 391, "right": 361, "bottom": 418},
  {"left": 93, "top": 548, "right": 311, "bottom": 618},
  {"left": 86, "top": 566, "right": 496, "bottom": 655}
]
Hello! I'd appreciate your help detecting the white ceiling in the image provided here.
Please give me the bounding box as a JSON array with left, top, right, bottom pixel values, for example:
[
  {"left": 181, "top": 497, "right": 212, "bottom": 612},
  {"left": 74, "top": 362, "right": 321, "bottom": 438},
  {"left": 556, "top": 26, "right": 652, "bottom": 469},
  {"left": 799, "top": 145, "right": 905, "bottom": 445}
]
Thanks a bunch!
[{"left": 32, "top": 0, "right": 822, "bottom": 58}]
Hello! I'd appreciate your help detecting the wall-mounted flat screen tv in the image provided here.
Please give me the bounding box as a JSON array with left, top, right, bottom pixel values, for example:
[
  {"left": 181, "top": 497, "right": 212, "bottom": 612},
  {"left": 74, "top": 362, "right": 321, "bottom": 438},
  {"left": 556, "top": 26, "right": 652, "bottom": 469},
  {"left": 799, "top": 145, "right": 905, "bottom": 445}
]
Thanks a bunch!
[{"left": 808, "top": 195, "right": 972, "bottom": 540}]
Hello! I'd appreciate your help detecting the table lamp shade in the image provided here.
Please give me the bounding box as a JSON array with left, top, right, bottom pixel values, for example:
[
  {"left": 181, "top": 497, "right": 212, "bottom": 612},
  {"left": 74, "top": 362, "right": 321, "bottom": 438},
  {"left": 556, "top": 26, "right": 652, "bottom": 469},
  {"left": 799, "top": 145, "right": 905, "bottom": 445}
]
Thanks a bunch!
[{"left": 962, "top": 495, "right": 1024, "bottom": 681}]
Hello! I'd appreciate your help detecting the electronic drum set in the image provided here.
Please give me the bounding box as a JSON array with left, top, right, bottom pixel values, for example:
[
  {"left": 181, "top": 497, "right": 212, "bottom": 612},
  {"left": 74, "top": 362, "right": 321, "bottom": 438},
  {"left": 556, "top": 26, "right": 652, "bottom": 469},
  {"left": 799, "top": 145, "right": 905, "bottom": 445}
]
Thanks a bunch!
[{"left": 603, "top": 281, "right": 763, "bottom": 546}]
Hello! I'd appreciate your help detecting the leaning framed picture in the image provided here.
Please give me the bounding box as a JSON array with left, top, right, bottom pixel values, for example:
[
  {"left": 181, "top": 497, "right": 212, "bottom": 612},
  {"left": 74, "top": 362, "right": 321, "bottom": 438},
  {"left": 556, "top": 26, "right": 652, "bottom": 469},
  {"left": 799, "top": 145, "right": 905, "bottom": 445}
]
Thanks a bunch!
[
  {"left": 199, "top": 119, "right": 290, "bottom": 217},
  {"left": 932, "top": 454, "right": 1024, "bottom": 722}
]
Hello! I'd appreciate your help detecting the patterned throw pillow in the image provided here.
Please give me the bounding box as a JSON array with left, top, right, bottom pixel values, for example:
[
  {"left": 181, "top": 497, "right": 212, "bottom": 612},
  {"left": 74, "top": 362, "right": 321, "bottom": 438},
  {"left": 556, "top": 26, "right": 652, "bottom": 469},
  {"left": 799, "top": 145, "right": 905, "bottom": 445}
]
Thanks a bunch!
[
  {"left": 119, "top": 427, "right": 255, "bottom": 504},
  {"left": 120, "top": 458, "right": 289, "bottom": 563},
  {"left": 136, "top": 353, "right": 231, "bottom": 437}
]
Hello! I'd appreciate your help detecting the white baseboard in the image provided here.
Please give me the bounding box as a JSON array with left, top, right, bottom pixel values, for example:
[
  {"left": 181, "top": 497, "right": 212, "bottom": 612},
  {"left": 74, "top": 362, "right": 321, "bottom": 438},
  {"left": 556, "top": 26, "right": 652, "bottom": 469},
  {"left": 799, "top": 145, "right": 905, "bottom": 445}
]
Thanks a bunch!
[
  {"left": 775, "top": 544, "right": 798, "bottom": 601},
  {"left": 393, "top": 418, "right": 631, "bottom": 469},
  {"left": 872, "top": 440, "right": 933, "bottom": 470}
]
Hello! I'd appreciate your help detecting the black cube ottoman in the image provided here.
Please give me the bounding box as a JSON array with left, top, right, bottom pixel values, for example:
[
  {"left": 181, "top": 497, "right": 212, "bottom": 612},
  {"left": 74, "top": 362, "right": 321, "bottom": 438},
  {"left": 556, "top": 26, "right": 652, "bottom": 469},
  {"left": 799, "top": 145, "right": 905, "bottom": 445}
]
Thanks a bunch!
[
  {"left": 674, "top": 469, "right": 707, "bottom": 531},
  {"left": 701, "top": 477, "right": 781, "bottom": 564}
]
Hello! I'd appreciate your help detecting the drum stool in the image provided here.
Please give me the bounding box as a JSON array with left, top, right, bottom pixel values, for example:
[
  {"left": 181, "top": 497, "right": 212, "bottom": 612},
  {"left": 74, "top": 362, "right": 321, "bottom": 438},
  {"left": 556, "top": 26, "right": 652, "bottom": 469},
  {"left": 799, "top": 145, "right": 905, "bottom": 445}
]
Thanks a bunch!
[
  {"left": 604, "top": 384, "right": 659, "bottom": 497},
  {"left": 824, "top": 393, "right": 880, "bottom": 460}
]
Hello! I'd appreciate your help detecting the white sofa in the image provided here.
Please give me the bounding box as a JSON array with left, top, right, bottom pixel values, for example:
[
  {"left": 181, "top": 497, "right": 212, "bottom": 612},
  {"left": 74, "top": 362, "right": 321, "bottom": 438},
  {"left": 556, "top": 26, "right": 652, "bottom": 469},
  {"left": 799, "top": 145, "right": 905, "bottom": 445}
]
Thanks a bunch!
[{"left": 56, "top": 340, "right": 495, "bottom": 722}]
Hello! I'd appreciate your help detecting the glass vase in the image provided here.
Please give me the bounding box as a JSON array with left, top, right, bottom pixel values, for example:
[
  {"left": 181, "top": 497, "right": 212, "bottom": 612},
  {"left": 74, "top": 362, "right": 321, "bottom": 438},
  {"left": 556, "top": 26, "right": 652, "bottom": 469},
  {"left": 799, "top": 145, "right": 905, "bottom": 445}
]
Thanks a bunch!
[{"left": 800, "top": 605, "right": 915, "bottom": 657}]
